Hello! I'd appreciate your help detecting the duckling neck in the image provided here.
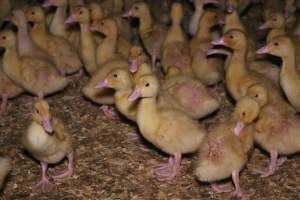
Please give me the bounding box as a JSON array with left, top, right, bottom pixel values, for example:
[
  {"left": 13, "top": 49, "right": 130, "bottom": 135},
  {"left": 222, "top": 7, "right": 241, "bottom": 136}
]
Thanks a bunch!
[
  {"left": 98, "top": 31, "right": 118, "bottom": 61},
  {"left": 281, "top": 49, "right": 298, "bottom": 77},
  {"left": 227, "top": 49, "right": 248, "bottom": 77},
  {"left": 50, "top": 5, "right": 67, "bottom": 36},
  {"left": 137, "top": 97, "right": 159, "bottom": 136},
  {"left": 165, "top": 21, "right": 184, "bottom": 45},
  {"left": 139, "top": 10, "right": 153, "bottom": 35},
  {"left": 194, "top": 22, "right": 212, "bottom": 41},
  {"left": 2, "top": 46, "right": 21, "bottom": 80},
  {"left": 17, "top": 25, "right": 34, "bottom": 56},
  {"left": 267, "top": 27, "right": 286, "bottom": 42},
  {"left": 189, "top": 6, "right": 203, "bottom": 34}
]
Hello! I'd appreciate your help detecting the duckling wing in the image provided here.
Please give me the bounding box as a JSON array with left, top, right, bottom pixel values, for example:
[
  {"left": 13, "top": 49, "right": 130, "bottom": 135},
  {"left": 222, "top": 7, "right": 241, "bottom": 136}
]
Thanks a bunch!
[{"left": 52, "top": 118, "right": 69, "bottom": 141}]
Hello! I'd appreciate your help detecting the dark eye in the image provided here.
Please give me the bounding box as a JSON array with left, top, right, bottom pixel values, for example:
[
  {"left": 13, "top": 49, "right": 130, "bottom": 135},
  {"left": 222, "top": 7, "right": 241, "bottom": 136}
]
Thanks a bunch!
[
  {"left": 113, "top": 74, "right": 118, "bottom": 78},
  {"left": 134, "top": 6, "right": 138, "bottom": 10},
  {"left": 145, "top": 83, "right": 150, "bottom": 87},
  {"left": 229, "top": 35, "right": 234, "bottom": 39},
  {"left": 2, "top": 36, "right": 6, "bottom": 40},
  {"left": 31, "top": 11, "right": 35, "bottom": 15},
  {"left": 79, "top": 11, "right": 83, "bottom": 14},
  {"left": 101, "top": 22, "right": 104, "bottom": 26},
  {"left": 255, "top": 94, "right": 259, "bottom": 98},
  {"left": 274, "top": 42, "right": 279, "bottom": 46},
  {"left": 273, "top": 18, "right": 277, "bottom": 21},
  {"left": 242, "top": 112, "right": 245, "bottom": 116},
  {"left": 36, "top": 109, "right": 39, "bottom": 114}
]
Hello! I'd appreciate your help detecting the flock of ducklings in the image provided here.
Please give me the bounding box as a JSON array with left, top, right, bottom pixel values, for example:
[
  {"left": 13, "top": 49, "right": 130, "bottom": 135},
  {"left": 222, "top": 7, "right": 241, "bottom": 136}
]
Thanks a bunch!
[{"left": 1, "top": 0, "right": 300, "bottom": 198}]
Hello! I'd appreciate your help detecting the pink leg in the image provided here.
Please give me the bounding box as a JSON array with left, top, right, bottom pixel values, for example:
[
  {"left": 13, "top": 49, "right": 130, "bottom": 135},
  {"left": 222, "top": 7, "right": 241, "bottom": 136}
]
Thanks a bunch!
[
  {"left": 126, "top": 131, "right": 150, "bottom": 152},
  {"left": 100, "top": 105, "right": 117, "bottom": 119},
  {"left": 260, "top": 150, "right": 284, "bottom": 177},
  {"left": 52, "top": 151, "right": 75, "bottom": 179},
  {"left": 211, "top": 183, "right": 233, "bottom": 193},
  {"left": 154, "top": 153, "right": 181, "bottom": 181},
  {"left": 151, "top": 51, "right": 157, "bottom": 70},
  {"left": 34, "top": 162, "right": 55, "bottom": 192},
  {"left": 231, "top": 170, "right": 245, "bottom": 198},
  {"left": 0, "top": 94, "right": 8, "bottom": 115}
]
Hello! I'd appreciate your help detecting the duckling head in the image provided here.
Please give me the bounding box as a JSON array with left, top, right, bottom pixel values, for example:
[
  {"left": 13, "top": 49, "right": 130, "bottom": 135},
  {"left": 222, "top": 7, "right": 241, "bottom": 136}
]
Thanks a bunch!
[
  {"left": 201, "top": 10, "right": 220, "bottom": 30},
  {"left": 67, "top": 6, "right": 89, "bottom": 24},
  {"left": 256, "top": 36, "right": 293, "bottom": 58},
  {"left": 10, "top": 9, "right": 27, "bottom": 29},
  {"left": 259, "top": 13, "right": 285, "bottom": 30},
  {"left": 68, "top": 0, "right": 84, "bottom": 7},
  {"left": 128, "top": 75, "right": 159, "bottom": 101},
  {"left": 96, "top": 68, "right": 132, "bottom": 90},
  {"left": 170, "top": 3, "right": 183, "bottom": 25},
  {"left": 233, "top": 97, "right": 260, "bottom": 136},
  {"left": 0, "top": 30, "right": 16, "bottom": 49},
  {"left": 165, "top": 66, "right": 181, "bottom": 78},
  {"left": 246, "top": 84, "right": 268, "bottom": 108},
  {"left": 33, "top": 100, "right": 53, "bottom": 134},
  {"left": 25, "top": 6, "right": 45, "bottom": 23},
  {"left": 123, "top": 2, "right": 148, "bottom": 18},
  {"left": 90, "top": 18, "right": 117, "bottom": 36},
  {"left": 212, "top": 29, "right": 247, "bottom": 51},
  {"left": 88, "top": 2, "right": 104, "bottom": 21},
  {"left": 129, "top": 45, "right": 147, "bottom": 73}
]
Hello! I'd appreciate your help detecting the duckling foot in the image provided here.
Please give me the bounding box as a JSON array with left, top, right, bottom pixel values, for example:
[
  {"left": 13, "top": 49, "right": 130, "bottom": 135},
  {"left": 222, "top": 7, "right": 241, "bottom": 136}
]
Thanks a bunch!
[
  {"left": 154, "top": 153, "right": 181, "bottom": 181},
  {"left": 259, "top": 150, "right": 286, "bottom": 178},
  {"left": 34, "top": 162, "right": 55, "bottom": 193},
  {"left": 231, "top": 170, "right": 249, "bottom": 199},
  {"left": 0, "top": 94, "right": 8, "bottom": 115},
  {"left": 52, "top": 151, "right": 75, "bottom": 179},
  {"left": 211, "top": 183, "right": 233, "bottom": 193},
  {"left": 126, "top": 132, "right": 150, "bottom": 152},
  {"left": 100, "top": 105, "right": 117, "bottom": 119}
]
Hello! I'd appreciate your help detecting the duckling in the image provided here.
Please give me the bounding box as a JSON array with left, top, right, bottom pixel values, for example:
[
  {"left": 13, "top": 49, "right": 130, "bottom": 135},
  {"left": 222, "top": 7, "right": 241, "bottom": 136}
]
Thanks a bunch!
[
  {"left": 262, "top": 0, "right": 284, "bottom": 20},
  {"left": 0, "top": 59, "right": 24, "bottom": 114},
  {"left": 283, "top": 0, "right": 300, "bottom": 19},
  {"left": 194, "top": 96, "right": 261, "bottom": 197},
  {"left": 82, "top": 60, "right": 129, "bottom": 117},
  {"left": 161, "top": 3, "right": 193, "bottom": 75},
  {"left": 88, "top": 1, "right": 132, "bottom": 41},
  {"left": 0, "top": 30, "right": 69, "bottom": 99},
  {"left": 245, "top": 84, "right": 299, "bottom": 177},
  {"left": 43, "top": 0, "right": 81, "bottom": 48},
  {"left": 188, "top": 0, "right": 219, "bottom": 36},
  {"left": 147, "top": 0, "right": 172, "bottom": 25},
  {"left": 256, "top": 36, "right": 300, "bottom": 112},
  {"left": 22, "top": 100, "right": 74, "bottom": 192},
  {"left": 123, "top": 2, "right": 167, "bottom": 69},
  {"left": 128, "top": 45, "right": 149, "bottom": 75},
  {"left": 66, "top": 6, "right": 98, "bottom": 75},
  {"left": 211, "top": 29, "right": 281, "bottom": 102},
  {"left": 0, "top": 157, "right": 11, "bottom": 189},
  {"left": 90, "top": 17, "right": 130, "bottom": 64},
  {"left": 259, "top": 12, "right": 290, "bottom": 43},
  {"left": 25, "top": 6, "right": 82, "bottom": 76},
  {"left": 128, "top": 74, "right": 206, "bottom": 181},
  {"left": 96, "top": 68, "right": 137, "bottom": 121},
  {"left": 190, "top": 10, "right": 224, "bottom": 85},
  {"left": 159, "top": 66, "right": 220, "bottom": 119},
  {"left": 10, "top": 9, "right": 53, "bottom": 62}
]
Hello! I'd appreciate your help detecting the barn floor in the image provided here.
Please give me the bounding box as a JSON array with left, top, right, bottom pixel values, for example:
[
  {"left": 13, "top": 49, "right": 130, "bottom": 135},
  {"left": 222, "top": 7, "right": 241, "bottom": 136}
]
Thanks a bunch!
[{"left": 1, "top": 73, "right": 300, "bottom": 200}]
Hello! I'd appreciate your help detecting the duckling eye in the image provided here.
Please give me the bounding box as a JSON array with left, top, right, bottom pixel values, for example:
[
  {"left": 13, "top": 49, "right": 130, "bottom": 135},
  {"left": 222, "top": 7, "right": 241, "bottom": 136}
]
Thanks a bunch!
[
  {"left": 36, "top": 109, "right": 39, "bottom": 114},
  {"left": 79, "top": 11, "right": 83, "bottom": 14},
  {"left": 229, "top": 35, "right": 234, "bottom": 39},
  {"left": 273, "top": 18, "right": 277, "bottom": 21},
  {"left": 242, "top": 112, "right": 246, "bottom": 116},
  {"left": 31, "top": 11, "right": 35, "bottom": 15},
  {"left": 134, "top": 6, "right": 138, "bottom": 10},
  {"left": 101, "top": 22, "right": 104, "bottom": 26},
  {"left": 255, "top": 94, "right": 259, "bottom": 98},
  {"left": 145, "top": 83, "right": 150, "bottom": 87},
  {"left": 274, "top": 42, "right": 279, "bottom": 46},
  {"left": 2, "top": 36, "right": 6, "bottom": 40},
  {"left": 113, "top": 74, "right": 118, "bottom": 78}
]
